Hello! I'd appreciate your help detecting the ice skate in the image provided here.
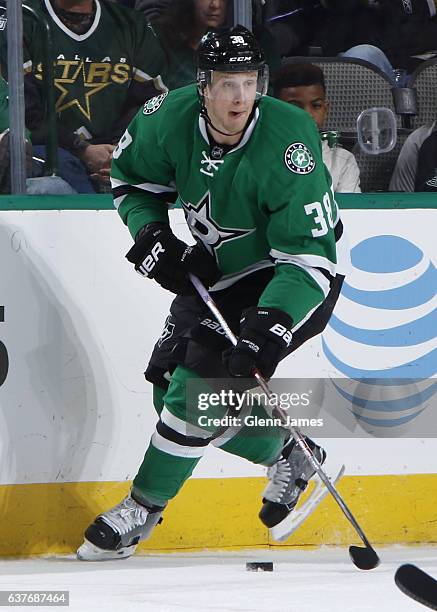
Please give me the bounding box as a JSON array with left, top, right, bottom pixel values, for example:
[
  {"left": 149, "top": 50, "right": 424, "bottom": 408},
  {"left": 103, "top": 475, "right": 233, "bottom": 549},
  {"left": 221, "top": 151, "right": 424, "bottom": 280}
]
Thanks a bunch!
[
  {"left": 259, "top": 437, "right": 327, "bottom": 535},
  {"left": 77, "top": 494, "right": 164, "bottom": 561}
]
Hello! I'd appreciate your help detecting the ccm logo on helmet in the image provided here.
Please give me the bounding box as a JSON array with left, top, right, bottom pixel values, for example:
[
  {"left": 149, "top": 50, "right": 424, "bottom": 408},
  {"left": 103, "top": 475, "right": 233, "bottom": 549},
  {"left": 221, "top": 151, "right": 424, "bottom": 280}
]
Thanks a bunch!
[
  {"left": 230, "top": 56, "right": 252, "bottom": 62},
  {"left": 142, "top": 242, "right": 165, "bottom": 274}
]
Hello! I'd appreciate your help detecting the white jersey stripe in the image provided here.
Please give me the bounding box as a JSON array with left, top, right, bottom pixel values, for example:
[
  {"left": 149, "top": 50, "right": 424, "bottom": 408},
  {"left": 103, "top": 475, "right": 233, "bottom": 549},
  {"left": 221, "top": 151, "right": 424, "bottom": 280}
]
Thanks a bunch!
[
  {"left": 153, "top": 75, "right": 168, "bottom": 92},
  {"left": 44, "top": 0, "right": 101, "bottom": 41},
  {"left": 132, "top": 67, "right": 152, "bottom": 81},
  {"left": 110, "top": 177, "right": 177, "bottom": 194},
  {"left": 296, "top": 264, "right": 331, "bottom": 297},
  {"left": 134, "top": 181, "right": 177, "bottom": 193},
  {"left": 110, "top": 177, "right": 128, "bottom": 189},
  {"left": 335, "top": 230, "right": 352, "bottom": 276},
  {"left": 426, "top": 0, "right": 436, "bottom": 17},
  {"left": 270, "top": 249, "right": 336, "bottom": 276},
  {"left": 113, "top": 194, "right": 127, "bottom": 210}
]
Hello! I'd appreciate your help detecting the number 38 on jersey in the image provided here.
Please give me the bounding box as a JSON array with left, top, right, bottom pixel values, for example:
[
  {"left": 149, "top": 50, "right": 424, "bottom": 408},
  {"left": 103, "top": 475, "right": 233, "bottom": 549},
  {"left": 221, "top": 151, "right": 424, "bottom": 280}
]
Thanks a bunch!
[{"left": 304, "top": 191, "right": 335, "bottom": 238}]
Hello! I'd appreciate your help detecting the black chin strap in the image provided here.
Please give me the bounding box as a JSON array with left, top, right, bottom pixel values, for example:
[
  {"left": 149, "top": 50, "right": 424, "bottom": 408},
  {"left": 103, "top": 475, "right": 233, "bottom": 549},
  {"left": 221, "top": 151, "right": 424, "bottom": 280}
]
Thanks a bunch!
[{"left": 200, "top": 106, "right": 247, "bottom": 138}]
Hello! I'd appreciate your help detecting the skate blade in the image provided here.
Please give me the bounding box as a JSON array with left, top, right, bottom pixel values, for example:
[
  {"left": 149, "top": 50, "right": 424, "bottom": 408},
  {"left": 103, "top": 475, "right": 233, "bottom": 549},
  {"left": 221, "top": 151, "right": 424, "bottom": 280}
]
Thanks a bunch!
[
  {"left": 269, "top": 464, "right": 345, "bottom": 542},
  {"left": 76, "top": 539, "right": 137, "bottom": 561}
]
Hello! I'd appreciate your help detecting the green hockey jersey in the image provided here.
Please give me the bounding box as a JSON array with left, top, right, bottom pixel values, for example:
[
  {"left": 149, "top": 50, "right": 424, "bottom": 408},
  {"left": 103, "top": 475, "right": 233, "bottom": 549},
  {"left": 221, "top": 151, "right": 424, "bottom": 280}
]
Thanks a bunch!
[
  {"left": 0, "top": 0, "right": 162, "bottom": 140},
  {"left": 112, "top": 85, "right": 343, "bottom": 325}
]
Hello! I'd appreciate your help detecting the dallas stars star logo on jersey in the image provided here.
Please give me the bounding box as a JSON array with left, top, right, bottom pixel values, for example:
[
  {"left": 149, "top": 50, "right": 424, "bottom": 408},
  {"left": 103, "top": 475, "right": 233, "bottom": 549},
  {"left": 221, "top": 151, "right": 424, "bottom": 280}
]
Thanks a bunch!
[
  {"left": 284, "top": 142, "right": 316, "bottom": 175},
  {"left": 181, "top": 191, "right": 255, "bottom": 256},
  {"left": 143, "top": 92, "right": 168, "bottom": 115},
  {"left": 55, "top": 60, "right": 111, "bottom": 120}
]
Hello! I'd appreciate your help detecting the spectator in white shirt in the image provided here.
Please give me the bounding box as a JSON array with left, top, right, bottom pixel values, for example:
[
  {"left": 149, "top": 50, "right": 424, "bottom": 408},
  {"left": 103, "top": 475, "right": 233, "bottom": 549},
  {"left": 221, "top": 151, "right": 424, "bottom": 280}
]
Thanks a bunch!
[{"left": 273, "top": 62, "right": 361, "bottom": 193}]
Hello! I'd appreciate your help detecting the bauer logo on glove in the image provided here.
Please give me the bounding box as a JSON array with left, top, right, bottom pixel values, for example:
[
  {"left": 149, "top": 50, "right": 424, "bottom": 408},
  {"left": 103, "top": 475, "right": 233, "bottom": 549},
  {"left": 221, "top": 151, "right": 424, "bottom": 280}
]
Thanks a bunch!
[
  {"left": 269, "top": 323, "right": 293, "bottom": 347},
  {"left": 138, "top": 241, "right": 165, "bottom": 276},
  {"left": 227, "top": 306, "right": 293, "bottom": 378},
  {"left": 125, "top": 222, "right": 221, "bottom": 295}
]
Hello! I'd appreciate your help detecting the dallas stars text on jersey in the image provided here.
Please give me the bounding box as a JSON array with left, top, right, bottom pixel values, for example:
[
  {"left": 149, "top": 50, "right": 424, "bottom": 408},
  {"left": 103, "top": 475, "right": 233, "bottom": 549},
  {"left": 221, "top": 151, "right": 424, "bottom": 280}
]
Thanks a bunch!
[{"left": 111, "top": 85, "right": 344, "bottom": 326}]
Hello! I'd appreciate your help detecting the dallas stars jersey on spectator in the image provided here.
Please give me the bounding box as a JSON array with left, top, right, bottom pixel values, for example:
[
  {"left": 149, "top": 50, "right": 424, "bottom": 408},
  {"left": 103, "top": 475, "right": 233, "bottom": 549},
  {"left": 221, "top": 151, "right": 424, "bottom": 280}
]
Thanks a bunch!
[
  {"left": 112, "top": 85, "right": 344, "bottom": 325},
  {"left": 0, "top": 0, "right": 163, "bottom": 141}
]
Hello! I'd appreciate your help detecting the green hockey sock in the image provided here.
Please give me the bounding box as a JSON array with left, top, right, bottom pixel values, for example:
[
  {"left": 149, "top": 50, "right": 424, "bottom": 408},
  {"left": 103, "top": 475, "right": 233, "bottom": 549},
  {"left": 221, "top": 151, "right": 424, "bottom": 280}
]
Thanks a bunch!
[
  {"left": 134, "top": 367, "right": 287, "bottom": 506},
  {"left": 132, "top": 367, "right": 211, "bottom": 506},
  {"left": 216, "top": 399, "right": 288, "bottom": 466},
  {"left": 152, "top": 384, "right": 166, "bottom": 416},
  {"left": 132, "top": 442, "right": 200, "bottom": 507}
]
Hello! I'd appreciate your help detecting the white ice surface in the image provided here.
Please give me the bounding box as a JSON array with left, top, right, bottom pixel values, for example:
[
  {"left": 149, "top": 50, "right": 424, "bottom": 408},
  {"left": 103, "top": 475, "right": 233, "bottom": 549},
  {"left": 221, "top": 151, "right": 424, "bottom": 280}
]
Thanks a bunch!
[{"left": 0, "top": 546, "right": 436, "bottom": 611}]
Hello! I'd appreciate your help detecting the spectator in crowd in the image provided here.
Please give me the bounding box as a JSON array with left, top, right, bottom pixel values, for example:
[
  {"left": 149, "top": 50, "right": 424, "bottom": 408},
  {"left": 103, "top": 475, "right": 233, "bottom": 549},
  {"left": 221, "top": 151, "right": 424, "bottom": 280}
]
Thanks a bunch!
[
  {"left": 0, "top": 0, "right": 164, "bottom": 193},
  {"left": 389, "top": 120, "right": 437, "bottom": 191},
  {"left": 0, "top": 74, "right": 75, "bottom": 194},
  {"left": 339, "top": 44, "right": 403, "bottom": 85},
  {"left": 137, "top": 0, "right": 281, "bottom": 90},
  {"left": 369, "top": 0, "right": 437, "bottom": 74},
  {"left": 267, "top": 0, "right": 437, "bottom": 79},
  {"left": 273, "top": 62, "right": 361, "bottom": 193}
]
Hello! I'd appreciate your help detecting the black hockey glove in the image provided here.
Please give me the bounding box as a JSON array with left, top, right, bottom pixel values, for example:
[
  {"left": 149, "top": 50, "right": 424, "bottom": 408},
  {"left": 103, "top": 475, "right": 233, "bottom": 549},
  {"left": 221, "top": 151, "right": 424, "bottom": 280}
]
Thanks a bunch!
[
  {"left": 227, "top": 307, "right": 293, "bottom": 379},
  {"left": 126, "top": 222, "right": 221, "bottom": 295}
]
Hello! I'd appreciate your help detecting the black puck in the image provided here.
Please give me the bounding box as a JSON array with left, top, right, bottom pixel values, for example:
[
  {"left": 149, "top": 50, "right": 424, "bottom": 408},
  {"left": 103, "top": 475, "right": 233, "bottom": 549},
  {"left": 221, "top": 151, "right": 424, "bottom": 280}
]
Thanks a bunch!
[{"left": 246, "top": 561, "right": 274, "bottom": 572}]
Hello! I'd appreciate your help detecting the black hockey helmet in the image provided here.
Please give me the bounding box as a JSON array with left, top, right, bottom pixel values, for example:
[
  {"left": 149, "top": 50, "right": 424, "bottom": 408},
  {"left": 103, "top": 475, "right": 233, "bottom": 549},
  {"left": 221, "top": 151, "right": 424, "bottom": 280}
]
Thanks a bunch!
[
  {"left": 197, "top": 25, "right": 265, "bottom": 72},
  {"left": 197, "top": 25, "right": 269, "bottom": 101}
]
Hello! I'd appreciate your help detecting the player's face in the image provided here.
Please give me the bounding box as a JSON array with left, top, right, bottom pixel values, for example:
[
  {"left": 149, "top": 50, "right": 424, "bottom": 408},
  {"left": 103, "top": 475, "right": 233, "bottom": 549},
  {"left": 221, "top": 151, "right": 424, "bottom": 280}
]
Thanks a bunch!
[
  {"left": 204, "top": 71, "right": 258, "bottom": 140},
  {"left": 194, "top": 0, "right": 227, "bottom": 29},
  {"left": 277, "top": 84, "right": 328, "bottom": 130}
]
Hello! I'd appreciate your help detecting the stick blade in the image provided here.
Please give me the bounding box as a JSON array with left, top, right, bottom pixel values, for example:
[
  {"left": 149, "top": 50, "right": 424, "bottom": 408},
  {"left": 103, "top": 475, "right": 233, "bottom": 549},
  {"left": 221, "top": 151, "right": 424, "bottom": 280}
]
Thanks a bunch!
[
  {"left": 349, "top": 545, "right": 380, "bottom": 570},
  {"left": 395, "top": 564, "right": 437, "bottom": 610}
]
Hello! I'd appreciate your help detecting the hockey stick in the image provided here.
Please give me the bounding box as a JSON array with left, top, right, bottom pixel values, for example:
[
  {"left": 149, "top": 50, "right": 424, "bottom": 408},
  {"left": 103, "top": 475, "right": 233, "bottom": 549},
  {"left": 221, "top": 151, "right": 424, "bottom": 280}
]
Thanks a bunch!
[
  {"left": 395, "top": 564, "right": 437, "bottom": 610},
  {"left": 189, "top": 273, "right": 380, "bottom": 571}
]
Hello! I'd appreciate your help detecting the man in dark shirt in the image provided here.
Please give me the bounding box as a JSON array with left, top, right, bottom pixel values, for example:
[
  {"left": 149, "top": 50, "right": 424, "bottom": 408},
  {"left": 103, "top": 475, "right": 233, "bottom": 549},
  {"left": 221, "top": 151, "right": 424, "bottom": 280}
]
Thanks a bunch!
[{"left": 389, "top": 121, "right": 437, "bottom": 191}]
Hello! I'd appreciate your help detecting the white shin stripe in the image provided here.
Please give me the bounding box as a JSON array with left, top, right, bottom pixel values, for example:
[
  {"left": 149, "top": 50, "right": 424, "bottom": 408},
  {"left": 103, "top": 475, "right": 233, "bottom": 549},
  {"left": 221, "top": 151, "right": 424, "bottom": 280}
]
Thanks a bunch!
[
  {"left": 151, "top": 431, "right": 206, "bottom": 458},
  {"left": 161, "top": 406, "right": 212, "bottom": 439}
]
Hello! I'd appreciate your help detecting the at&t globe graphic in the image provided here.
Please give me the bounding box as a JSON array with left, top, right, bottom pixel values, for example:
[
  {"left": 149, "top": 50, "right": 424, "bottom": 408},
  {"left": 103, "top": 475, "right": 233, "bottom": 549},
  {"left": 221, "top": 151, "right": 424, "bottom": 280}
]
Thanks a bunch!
[{"left": 322, "top": 235, "right": 437, "bottom": 432}]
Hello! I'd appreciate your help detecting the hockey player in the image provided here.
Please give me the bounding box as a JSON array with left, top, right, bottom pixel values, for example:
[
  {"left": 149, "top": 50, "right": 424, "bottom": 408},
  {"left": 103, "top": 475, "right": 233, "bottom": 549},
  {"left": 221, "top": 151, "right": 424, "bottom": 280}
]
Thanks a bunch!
[{"left": 77, "top": 26, "right": 348, "bottom": 561}]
